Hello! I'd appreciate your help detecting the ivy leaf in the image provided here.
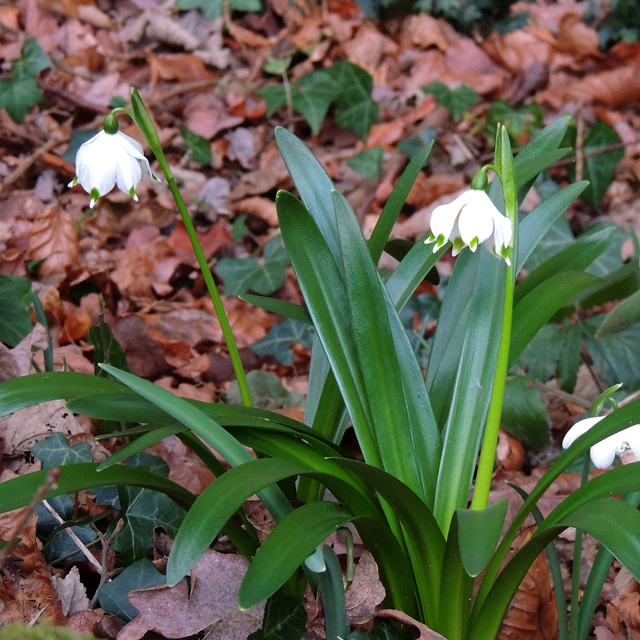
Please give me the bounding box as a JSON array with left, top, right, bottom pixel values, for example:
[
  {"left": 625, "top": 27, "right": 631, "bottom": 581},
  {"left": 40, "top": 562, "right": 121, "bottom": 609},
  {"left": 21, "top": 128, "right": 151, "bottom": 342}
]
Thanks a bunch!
[
  {"left": 347, "top": 147, "right": 384, "bottom": 181},
  {"left": 0, "top": 75, "right": 43, "bottom": 124},
  {"left": 32, "top": 432, "right": 93, "bottom": 468},
  {"left": 216, "top": 256, "right": 262, "bottom": 296},
  {"left": 252, "top": 319, "right": 314, "bottom": 365},
  {"left": 179, "top": 124, "right": 212, "bottom": 165},
  {"left": 501, "top": 376, "right": 550, "bottom": 452},
  {"left": 226, "top": 370, "right": 304, "bottom": 410},
  {"left": 248, "top": 592, "right": 307, "bottom": 640},
  {"left": 291, "top": 71, "right": 340, "bottom": 135},
  {"left": 12, "top": 38, "right": 51, "bottom": 79},
  {"left": 422, "top": 81, "right": 478, "bottom": 122},
  {"left": 98, "top": 559, "right": 166, "bottom": 622}
]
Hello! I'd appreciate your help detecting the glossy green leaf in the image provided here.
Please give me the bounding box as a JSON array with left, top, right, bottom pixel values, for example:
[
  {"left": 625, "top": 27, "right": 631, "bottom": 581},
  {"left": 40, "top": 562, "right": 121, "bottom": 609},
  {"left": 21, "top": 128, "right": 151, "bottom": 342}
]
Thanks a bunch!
[
  {"left": 457, "top": 499, "right": 508, "bottom": 577},
  {"left": 238, "top": 501, "right": 353, "bottom": 610},
  {"left": 251, "top": 318, "right": 314, "bottom": 365},
  {"left": 423, "top": 82, "right": 478, "bottom": 122},
  {"left": 248, "top": 592, "right": 307, "bottom": 640},
  {"left": 347, "top": 147, "right": 383, "bottom": 181},
  {"left": 316, "top": 545, "right": 349, "bottom": 640},
  {"left": 595, "top": 288, "right": 640, "bottom": 338},
  {"left": 509, "top": 271, "right": 602, "bottom": 369},
  {"left": 516, "top": 182, "right": 588, "bottom": 274},
  {"left": 514, "top": 227, "right": 613, "bottom": 305},
  {"left": 240, "top": 294, "right": 312, "bottom": 325},
  {"left": 99, "top": 364, "right": 292, "bottom": 522},
  {"left": 501, "top": 377, "right": 550, "bottom": 452},
  {"left": 0, "top": 463, "right": 195, "bottom": 515},
  {"left": 0, "top": 275, "right": 33, "bottom": 346},
  {"left": 32, "top": 432, "right": 93, "bottom": 467}
]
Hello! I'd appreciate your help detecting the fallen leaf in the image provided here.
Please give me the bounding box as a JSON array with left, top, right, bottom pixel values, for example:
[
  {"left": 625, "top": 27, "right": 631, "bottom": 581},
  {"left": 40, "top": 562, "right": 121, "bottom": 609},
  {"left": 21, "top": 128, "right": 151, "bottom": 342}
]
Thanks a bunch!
[
  {"left": 149, "top": 52, "right": 217, "bottom": 84},
  {"left": 345, "top": 551, "right": 386, "bottom": 625},
  {"left": 28, "top": 204, "right": 79, "bottom": 279},
  {"left": 51, "top": 566, "right": 91, "bottom": 617},
  {"left": 0, "top": 324, "right": 48, "bottom": 382},
  {"left": 377, "top": 609, "right": 448, "bottom": 639},
  {"left": 116, "top": 549, "right": 264, "bottom": 640}
]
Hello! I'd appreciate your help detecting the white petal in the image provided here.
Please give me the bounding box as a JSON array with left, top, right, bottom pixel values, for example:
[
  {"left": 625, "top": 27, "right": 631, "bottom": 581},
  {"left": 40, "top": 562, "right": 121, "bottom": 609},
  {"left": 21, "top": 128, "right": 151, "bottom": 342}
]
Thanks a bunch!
[
  {"left": 490, "top": 211, "right": 513, "bottom": 255},
  {"left": 590, "top": 438, "right": 618, "bottom": 469},
  {"left": 562, "top": 416, "right": 602, "bottom": 449},
  {"left": 624, "top": 424, "right": 640, "bottom": 461},
  {"left": 457, "top": 202, "right": 494, "bottom": 247},
  {"left": 429, "top": 199, "right": 463, "bottom": 244}
]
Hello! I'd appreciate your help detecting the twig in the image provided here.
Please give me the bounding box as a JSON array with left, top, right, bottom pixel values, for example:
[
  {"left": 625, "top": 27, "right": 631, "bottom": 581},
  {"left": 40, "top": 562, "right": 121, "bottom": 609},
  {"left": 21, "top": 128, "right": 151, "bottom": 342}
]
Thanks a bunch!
[
  {"left": 90, "top": 518, "right": 123, "bottom": 605},
  {"left": 530, "top": 379, "right": 593, "bottom": 410},
  {"left": 0, "top": 136, "right": 63, "bottom": 195},
  {"left": 40, "top": 500, "right": 103, "bottom": 572},
  {"left": 0, "top": 468, "right": 60, "bottom": 569}
]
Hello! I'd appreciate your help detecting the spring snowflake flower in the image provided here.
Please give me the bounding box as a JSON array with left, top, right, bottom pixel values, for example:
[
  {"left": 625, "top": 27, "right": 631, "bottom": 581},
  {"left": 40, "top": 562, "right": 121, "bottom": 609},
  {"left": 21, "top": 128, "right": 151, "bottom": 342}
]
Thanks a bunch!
[
  {"left": 424, "top": 189, "right": 512, "bottom": 265},
  {"left": 562, "top": 416, "right": 640, "bottom": 469},
  {"left": 68, "top": 126, "right": 157, "bottom": 208}
]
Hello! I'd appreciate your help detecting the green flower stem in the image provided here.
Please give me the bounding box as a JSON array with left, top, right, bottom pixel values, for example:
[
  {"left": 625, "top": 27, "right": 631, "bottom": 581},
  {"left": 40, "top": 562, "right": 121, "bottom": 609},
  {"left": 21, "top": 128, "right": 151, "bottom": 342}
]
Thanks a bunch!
[
  {"left": 129, "top": 88, "right": 253, "bottom": 407},
  {"left": 471, "top": 127, "right": 517, "bottom": 511}
]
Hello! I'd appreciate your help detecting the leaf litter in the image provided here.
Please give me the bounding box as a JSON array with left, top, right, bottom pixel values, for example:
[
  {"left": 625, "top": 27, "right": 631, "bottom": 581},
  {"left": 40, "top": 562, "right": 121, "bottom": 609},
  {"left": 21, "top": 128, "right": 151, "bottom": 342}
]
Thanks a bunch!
[{"left": 1, "top": 0, "right": 640, "bottom": 637}]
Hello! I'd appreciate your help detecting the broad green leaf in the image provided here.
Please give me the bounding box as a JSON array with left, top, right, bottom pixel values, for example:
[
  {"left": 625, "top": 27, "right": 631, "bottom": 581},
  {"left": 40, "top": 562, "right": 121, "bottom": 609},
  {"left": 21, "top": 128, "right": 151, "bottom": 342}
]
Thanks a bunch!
[
  {"left": 251, "top": 318, "right": 314, "bottom": 365},
  {"left": 179, "top": 124, "right": 212, "bottom": 165},
  {"left": 486, "top": 100, "right": 542, "bottom": 141},
  {"left": 89, "top": 322, "right": 130, "bottom": 376},
  {"left": 456, "top": 498, "right": 509, "bottom": 578},
  {"left": 595, "top": 288, "right": 640, "bottom": 337},
  {"left": 98, "top": 559, "right": 165, "bottom": 622},
  {"left": 225, "top": 370, "right": 304, "bottom": 410},
  {"left": 248, "top": 592, "right": 307, "bottom": 640},
  {"left": 522, "top": 214, "right": 574, "bottom": 272},
  {"left": 335, "top": 100, "right": 379, "bottom": 140},
  {"left": 12, "top": 38, "right": 51, "bottom": 78},
  {"left": 32, "top": 433, "right": 93, "bottom": 467},
  {"left": 509, "top": 271, "right": 602, "bottom": 369},
  {"left": 215, "top": 257, "right": 262, "bottom": 296},
  {"left": 347, "top": 147, "right": 383, "bottom": 181},
  {"left": 517, "top": 323, "right": 565, "bottom": 383},
  {"left": 238, "top": 501, "right": 353, "bottom": 610},
  {"left": 0, "top": 71, "right": 43, "bottom": 124},
  {"left": 584, "top": 316, "right": 640, "bottom": 392},
  {"left": 0, "top": 275, "right": 33, "bottom": 346},
  {"left": 501, "top": 376, "right": 550, "bottom": 452},
  {"left": 259, "top": 85, "right": 288, "bottom": 116},
  {"left": 422, "top": 82, "right": 478, "bottom": 122},
  {"left": 291, "top": 71, "right": 339, "bottom": 135}
]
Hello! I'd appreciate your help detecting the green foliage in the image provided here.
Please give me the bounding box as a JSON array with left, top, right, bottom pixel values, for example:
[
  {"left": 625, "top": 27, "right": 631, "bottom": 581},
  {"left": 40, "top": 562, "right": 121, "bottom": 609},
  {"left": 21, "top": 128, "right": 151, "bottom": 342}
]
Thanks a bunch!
[
  {"left": 422, "top": 82, "right": 478, "bottom": 122},
  {"left": 252, "top": 318, "right": 314, "bottom": 365},
  {"left": 586, "top": 0, "right": 640, "bottom": 50},
  {"left": 347, "top": 147, "right": 384, "bottom": 181},
  {"left": 179, "top": 124, "right": 212, "bottom": 165},
  {"left": 0, "top": 38, "right": 51, "bottom": 123},
  {"left": 63, "top": 129, "right": 99, "bottom": 163},
  {"left": 260, "top": 61, "right": 378, "bottom": 138},
  {"left": 176, "top": 0, "right": 261, "bottom": 18},
  {"left": 0, "top": 275, "right": 34, "bottom": 347},
  {"left": 248, "top": 592, "right": 307, "bottom": 640},
  {"left": 0, "top": 624, "right": 93, "bottom": 640},
  {"left": 485, "top": 100, "right": 543, "bottom": 143},
  {"left": 215, "top": 234, "right": 290, "bottom": 296},
  {"left": 564, "top": 120, "right": 625, "bottom": 208},
  {"left": 225, "top": 370, "right": 305, "bottom": 409},
  {"left": 98, "top": 559, "right": 166, "bottom": 621},
  {"left": 501, "top": 376, "right": 550, "bottom": 451}
]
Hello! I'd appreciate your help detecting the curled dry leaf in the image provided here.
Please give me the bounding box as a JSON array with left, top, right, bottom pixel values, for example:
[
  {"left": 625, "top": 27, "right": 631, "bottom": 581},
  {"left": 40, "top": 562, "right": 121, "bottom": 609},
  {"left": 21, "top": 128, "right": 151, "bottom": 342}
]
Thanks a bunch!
[
  {"left": 377, "top": 609, "right": 448, "bottom": 639},
  {"left": 0, "top": 400, "right": 85, "bottom": 455},
  {"left": 345, "top": 551, "right": 386, "bottom": 625},
  {"left": 28, "top": 204, "right": 79, "bottom": 279},
  {"left": 51, "top": 566, "right": 91, "bottom": 617},
  {"left": 0, "top": 324, "right": 48, "bottom": 382},
  {"left": 116, "top": 549, "right": 264, "bottom": 640}
]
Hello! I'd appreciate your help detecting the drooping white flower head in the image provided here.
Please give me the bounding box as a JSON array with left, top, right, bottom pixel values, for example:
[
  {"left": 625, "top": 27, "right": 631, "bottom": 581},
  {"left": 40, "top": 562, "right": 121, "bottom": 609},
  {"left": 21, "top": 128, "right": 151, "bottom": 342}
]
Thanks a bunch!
[
  {"left": 562, "top": 416, "right": 640, "bottom": 469},
  {"left": 424, "top": 189, "right": 513, "bottom": 265},
  {"left": 68, "top": 119, "right": 157, "bottom": 208}
]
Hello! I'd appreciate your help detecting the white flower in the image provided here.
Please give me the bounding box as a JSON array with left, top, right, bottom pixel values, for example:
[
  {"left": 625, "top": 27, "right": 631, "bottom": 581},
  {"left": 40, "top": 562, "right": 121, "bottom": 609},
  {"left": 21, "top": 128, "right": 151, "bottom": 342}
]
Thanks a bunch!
[
  {"left": 424, "top": 190, "right": 512, "bottom": 265},
  {"left": 68, "top": 130, "right": 157, "bottom": 208},
  {"left": 562, "top": 416, "right": 640, "bottom": 469}
]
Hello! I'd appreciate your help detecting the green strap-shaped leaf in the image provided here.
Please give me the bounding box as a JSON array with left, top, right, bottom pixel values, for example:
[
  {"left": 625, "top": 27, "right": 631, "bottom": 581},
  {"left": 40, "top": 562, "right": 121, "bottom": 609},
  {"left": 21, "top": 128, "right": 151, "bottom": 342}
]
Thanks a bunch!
[
  {"left": 240, "top": 294, "right": 312, "bottom": 325},
  {"left": 457, "top": 499, "right": 508, "bottom": 577},
  {"left": 238, "top": 501, "right": 353, "bottom": 610},
  {"left": 514, "top": 226, "right": 613, "bottom": 305},
  {"left": 0, "top": 463, "right": 195, "bottom": 515},
  {"left": 517, "top": 182, "right": 589, "bottom": 274},
  {"left": 509, "top": 271, "right": 602, "bottom": 368},
  {"left": 99, "top": 364, "right": 292, "bottom": 522}
]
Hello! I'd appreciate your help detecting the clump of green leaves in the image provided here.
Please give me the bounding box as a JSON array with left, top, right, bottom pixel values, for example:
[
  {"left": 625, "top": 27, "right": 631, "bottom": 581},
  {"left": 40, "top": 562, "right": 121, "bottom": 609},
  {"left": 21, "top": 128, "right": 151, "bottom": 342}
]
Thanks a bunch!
[
  {"left": 0, "top": 38, "right": 51, "bottom": 124},
  {"left": 179, "top": 125, "right": 212, "bottom": 165},
  {"left": 260, "top": 61, "right": 378, "bottom": 139},
  {"left": 485, "top": 100, "right": 543, "bottom": 144},
  {"left": 422, "top": 82, "right": 478, "bottom": 122}
]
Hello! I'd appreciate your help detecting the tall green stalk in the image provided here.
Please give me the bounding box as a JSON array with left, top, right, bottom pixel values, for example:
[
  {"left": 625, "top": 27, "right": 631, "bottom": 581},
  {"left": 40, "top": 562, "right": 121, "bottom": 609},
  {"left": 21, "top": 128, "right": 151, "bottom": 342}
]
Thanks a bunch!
[
  {"left": 472, "top": 127, "right": 517, "bottom": 511},
  {"left": 128, "top": 88, "right": 253, "bottom": 407}
]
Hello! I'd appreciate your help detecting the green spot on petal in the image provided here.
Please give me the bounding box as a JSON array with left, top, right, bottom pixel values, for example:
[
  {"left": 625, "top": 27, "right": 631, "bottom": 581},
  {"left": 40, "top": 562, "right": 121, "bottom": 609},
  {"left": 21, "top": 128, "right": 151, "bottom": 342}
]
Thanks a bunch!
[
  {"left": 452, "top": 237, "right": 465, "bottom": 253},
  {"left": 469, "top": 237, "right": 478, "bottom": 250}
]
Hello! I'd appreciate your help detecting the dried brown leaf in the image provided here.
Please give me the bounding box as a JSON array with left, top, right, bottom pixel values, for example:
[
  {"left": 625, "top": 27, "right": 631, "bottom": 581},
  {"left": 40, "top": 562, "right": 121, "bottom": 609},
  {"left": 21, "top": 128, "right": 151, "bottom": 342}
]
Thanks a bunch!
[
  {"left": 0, "top": 324, "right": 48, "bottom": 383},
  {"left": 116, "top": 549, "right": 264, "bottom": 640},
  {"left": 377, "top": 609, "right": 448, "bottom": 639},
  {"left": 345, "top": 551, "right": 386, "bottom": 625},
  {"left": 51, "top": 567, "right": 91, "bottom": 617},
  {"left": 28, "top": 204, "right": 79, "bottom": 279}
]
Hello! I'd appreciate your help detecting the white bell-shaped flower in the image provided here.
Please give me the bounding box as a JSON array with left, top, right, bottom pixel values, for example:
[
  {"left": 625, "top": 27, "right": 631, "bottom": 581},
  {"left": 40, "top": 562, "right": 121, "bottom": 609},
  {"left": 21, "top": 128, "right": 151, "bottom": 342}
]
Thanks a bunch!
[
  {"left": 425, "top": 190, "right": 512, "bottom": 265},
  {"left": 68, "top": 127, "right": 157, "bottom": 208},
  {"left": 562, "top": 416, "right": 640, "bottom": 468}
]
